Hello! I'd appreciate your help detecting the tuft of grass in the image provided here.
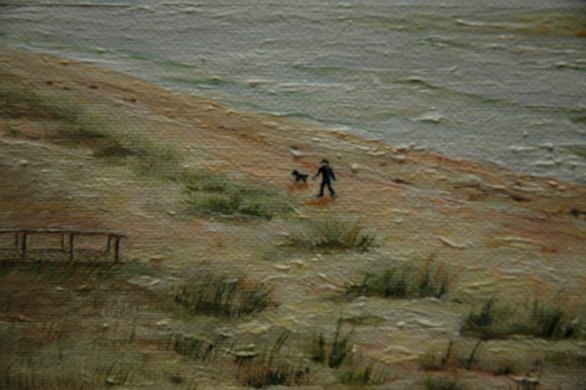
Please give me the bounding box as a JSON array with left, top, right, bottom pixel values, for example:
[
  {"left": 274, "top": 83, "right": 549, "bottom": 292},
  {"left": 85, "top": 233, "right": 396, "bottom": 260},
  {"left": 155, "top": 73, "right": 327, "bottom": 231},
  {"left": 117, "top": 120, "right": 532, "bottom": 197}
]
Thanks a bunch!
[
  {"left": 347, "top": 260, "right": 454, "bottom": 299},
  {"left": 0, "top": 343, "right": 148, "bottom": 389},
  {"left": 544, "top": 350, "right": 586, "bottom": 367},
  {"left": 420, "top": 340, "right": 455, "bottom": 371},
  {"left": 199, "top": 193, "right": 243, "bottom": 215},
  {"left": 0, "top": 260, "right": 119, "bottom": 285},
  {"left": 243, "top": 362, "right": 309, "bottom": 388},
  {"left": 3, "top": 120, "right": 20, "bottom": 136},
  {"left": 462, "top": 298, "right": 582, "bottom": 340},
  {"left": 466, "top": 298, "right": 497, "bottom": 329},
  {"left": 490, "top": 363, "right": 518, "bottom": 376},
  {"left": 93, "top": 141, "right": 135, "bottom": 158},
  {"left": 529, "top": 300, "right": 567, "bottom": 339},
  {"left": 99, "top": 357, "right": 137, "bottom": 386},
  {"left": 167, "top": 333, "right": 222, "bottom": 362},
  {"left": 171, "top": 273, "right": 271, "bottom": 318},
  {"left": 339, "top": 366, "right": 372, "bottom": 385},
  {"left": 424, "top": 376, "right": 466, "bottom": 390},
  {"left": 417, "top": 261, "right": 450, "bottom": 298},
  {"left": 128, "top": 144, "right": 180, "bottom": 180},
  {"left": 289, "top": 217, "right": 376, "bottom": 252},
  {"left": 185, "top": 172, "right": 231, "bottom": 193},
  {"left": 185, "top": 172, "right": 291, "bottom": 220},
  {"left": 309, "top": 320, "right": 353, "bottom": 368},
  {"left": 347, "top": 265, "right": 410, "bottom": 298},
  {"left": 420, "top": 339, "right": 495, "bottom": 373},
  {"left": 237, "top": 331, "right": 310, "bottom": 388}
]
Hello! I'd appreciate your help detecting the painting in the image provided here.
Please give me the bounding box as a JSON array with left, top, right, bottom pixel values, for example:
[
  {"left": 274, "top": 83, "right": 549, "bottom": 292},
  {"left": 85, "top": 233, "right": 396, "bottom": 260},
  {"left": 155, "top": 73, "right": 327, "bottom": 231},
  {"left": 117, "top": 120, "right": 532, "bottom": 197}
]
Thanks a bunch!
[{"left": 0, "top": 0, "right": 585, "bottom": 388}]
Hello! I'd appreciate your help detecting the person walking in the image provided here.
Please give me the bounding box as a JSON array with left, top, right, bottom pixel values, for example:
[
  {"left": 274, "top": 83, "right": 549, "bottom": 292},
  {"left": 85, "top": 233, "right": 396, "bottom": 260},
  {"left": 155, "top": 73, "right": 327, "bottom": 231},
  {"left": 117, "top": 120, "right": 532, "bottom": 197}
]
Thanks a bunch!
[{"left": 313, "top": 159, "right": 336, "bottom": 198}]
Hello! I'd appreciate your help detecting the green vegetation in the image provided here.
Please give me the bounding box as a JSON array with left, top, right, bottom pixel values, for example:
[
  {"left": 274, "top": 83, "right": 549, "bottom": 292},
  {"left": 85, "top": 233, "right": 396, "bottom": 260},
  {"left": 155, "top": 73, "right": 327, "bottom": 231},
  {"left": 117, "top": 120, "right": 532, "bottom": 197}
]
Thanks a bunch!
[
  {"left": 347, "top": 265, "right": 409, "bottom": 298},
  {"left": 419, "top": 338, "right": 525, "bottom": 375},
  {"left": 0, "top": 78, "right": 180, "bottom": 180},
  {"left": 171, "top": 273, "right": 271, "bottom": 318},
  {"left": 528, "top": 300, "right": 581, "bottom": 339},
  {"left": 3, "top": 120, "right": 20, "bottom": 136},
  {"left": 420, "top": 341, "right": 456, "bottom": 371},
  {"left": 289, "top": 217, "right": 376, "bottom": 252},
  {"left": 185, "top": 172, "right": 231, "bottom": 193},
  {"left": 0, "top": 259, "right": 119, "bottom": 287},
  {"left": 0, "top": 260, "right": 158, "bottom": 389},
  {"left": 237, "top": 331, "right": 310, "bottom": 388},
  {"left": 309, "top": 320, "right": 353, "bottom": 369},
  {"left": 424, "top": 376, "right": 466, "bottom": 390},
  {"left": 544, "top": 350, "right": 586, "bottom": 367},
  {"left": 167, "top": 333, "right": 222, "bottom": 362},
  {"left": 462, "top": 298, "right": 583, "bottom": 340},
  {"left": 347, "top": 260, "right": 453, "bottom": 299},
  {"left": 339, "top": 364, "right": 384, "bottom": 385},
  {"left": 194, "top": 193, "right": 273, "bottom": 219},
  {"left": 1, "top": 347, "right": 149, "bottom": 389},
  {"left": 463, "top": 298, "right": 514, "bottom": 339},
  {"left": 185, "top": 171, "right": 291, "bottom": 220}
]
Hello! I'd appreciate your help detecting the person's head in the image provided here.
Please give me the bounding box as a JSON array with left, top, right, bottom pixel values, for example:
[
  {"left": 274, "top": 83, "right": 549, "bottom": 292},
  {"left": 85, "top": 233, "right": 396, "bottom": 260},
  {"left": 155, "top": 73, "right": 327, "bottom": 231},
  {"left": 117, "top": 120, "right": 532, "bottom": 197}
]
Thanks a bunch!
[{"left": 321, "top": 159, "right": 329, "bottom": 165}]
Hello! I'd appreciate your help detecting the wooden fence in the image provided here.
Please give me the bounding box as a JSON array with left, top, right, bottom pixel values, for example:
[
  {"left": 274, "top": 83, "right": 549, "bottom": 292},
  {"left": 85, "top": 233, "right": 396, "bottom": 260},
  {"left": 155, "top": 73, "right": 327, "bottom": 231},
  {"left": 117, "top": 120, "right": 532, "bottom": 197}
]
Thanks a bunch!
[{"left": 0, "top": 228, "right": 126, "bottom": 262}]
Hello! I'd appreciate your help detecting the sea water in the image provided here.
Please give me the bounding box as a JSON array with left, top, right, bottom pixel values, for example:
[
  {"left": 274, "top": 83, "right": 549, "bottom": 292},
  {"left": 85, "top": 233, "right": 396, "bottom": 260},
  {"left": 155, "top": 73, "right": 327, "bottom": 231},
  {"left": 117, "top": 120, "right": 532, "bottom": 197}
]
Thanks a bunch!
[{"left": 1, "top": 0, "right": 585, "bottom": 182}]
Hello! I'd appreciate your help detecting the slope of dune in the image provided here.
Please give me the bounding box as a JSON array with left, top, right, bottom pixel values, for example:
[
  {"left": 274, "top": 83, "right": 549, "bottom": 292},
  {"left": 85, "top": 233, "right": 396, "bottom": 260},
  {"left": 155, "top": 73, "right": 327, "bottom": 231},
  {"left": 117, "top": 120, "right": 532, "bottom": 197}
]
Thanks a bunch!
[{"left": 1, "top": 46, "right": 585, "bottom": 389}]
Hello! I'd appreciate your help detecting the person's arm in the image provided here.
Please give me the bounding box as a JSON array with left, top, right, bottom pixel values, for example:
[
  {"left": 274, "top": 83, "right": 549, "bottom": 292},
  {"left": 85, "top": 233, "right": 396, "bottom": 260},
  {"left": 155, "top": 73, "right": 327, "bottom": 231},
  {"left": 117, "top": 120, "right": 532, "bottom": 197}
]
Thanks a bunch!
[
  {"left": 313, "top": 167, "right": 322, "bottom": 180},
  {"left": 331, "top": 168, "right": 336, "bottom": 181}
]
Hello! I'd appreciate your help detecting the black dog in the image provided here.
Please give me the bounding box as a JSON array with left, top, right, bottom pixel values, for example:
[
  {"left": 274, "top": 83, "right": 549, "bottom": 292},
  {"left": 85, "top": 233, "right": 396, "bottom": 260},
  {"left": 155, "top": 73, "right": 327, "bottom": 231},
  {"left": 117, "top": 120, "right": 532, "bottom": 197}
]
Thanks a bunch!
[{"left": 291, "top": 169, "right": 308, "bottom": 183}]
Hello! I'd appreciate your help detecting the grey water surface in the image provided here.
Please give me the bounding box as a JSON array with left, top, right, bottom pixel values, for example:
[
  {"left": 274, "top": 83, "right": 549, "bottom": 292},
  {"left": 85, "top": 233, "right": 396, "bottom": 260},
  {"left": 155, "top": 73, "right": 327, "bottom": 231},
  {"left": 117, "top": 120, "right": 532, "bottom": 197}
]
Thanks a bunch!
[{"left": 1, "top": 0, "right": 585, "bottom": 181}]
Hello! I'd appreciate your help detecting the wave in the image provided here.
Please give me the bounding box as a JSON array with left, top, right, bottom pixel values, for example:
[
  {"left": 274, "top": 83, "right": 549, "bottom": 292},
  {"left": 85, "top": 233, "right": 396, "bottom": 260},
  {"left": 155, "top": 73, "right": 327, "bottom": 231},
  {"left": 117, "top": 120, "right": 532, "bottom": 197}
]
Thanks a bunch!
[
  {"left": 114, "top": 49, "right": 198, "bottom": 69},
  {"left": 292, "top": 63, "right": 356, "bottom": 76},
  {"left": 166, "top": 76, "right": 238, "bottom": 88}
]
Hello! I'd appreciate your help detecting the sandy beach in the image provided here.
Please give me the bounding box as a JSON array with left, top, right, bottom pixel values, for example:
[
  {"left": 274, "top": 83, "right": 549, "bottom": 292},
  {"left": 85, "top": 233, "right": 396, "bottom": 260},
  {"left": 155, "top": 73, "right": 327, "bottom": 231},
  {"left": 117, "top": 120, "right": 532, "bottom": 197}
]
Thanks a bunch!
[{"left": 1, "top": 46, "right": 585, "bottom": 389}]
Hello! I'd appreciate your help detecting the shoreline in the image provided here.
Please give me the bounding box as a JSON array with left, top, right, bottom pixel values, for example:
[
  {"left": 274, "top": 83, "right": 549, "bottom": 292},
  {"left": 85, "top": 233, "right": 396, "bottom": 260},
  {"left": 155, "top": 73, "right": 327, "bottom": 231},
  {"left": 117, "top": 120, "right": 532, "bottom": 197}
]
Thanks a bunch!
[
  {"left": 7, "top": 39, "right": 586, "bottom": 185},
  {"left": 1, "top": 45, "right": 585, "bottom": 213}
]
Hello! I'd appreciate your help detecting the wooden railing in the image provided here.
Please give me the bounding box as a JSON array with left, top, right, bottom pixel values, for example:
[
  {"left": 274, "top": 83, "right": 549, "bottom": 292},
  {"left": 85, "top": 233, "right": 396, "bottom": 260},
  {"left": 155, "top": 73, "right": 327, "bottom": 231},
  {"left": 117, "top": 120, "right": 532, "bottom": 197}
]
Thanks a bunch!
[{"left": 0, "top": 228, "right": 127, "bottom": 262}]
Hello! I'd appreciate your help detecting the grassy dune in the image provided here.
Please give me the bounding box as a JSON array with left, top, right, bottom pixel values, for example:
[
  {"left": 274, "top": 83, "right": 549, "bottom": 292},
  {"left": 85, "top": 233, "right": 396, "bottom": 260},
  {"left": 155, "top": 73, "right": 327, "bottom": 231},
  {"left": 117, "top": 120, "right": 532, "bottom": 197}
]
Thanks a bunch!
[{"left": 0, "top": 46, "right": 585, "bottom": 389}]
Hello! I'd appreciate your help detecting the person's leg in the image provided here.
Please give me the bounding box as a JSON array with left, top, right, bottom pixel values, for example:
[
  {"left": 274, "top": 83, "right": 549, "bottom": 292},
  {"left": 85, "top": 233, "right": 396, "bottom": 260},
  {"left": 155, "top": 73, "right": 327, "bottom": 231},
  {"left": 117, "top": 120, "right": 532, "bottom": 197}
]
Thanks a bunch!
[
  {"left": 327, "top": 182, "right": 335, "bottom": 197},
  {"left": 318, "top": 181, "right": 326, "bottom": 197}
]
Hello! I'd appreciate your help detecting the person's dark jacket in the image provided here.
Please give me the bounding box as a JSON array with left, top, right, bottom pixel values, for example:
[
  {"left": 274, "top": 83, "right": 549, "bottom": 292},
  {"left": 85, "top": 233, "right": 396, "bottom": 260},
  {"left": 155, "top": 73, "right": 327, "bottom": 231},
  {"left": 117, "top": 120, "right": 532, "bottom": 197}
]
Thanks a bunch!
[{"left": 316, "top": 165, "right": 335, "bottom": 183}]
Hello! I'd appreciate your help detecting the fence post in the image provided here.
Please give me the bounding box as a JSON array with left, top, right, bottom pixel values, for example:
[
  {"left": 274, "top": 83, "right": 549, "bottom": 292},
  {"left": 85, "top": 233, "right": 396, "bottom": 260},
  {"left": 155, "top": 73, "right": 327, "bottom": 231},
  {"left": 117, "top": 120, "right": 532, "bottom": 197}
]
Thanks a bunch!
[
  {"left": 21, "top": 232, "right": 28, "bottom": 260},
  {"left": 69, "top": 233, "right": 75, "bottom": 261},
  {"left": 113, "top": 237, "right": 121, "bottom": 263},
  {"left": 14, "top": 232, "right": 19, "bottom": 252},
  {"left": 61, "top": 233, "right": 66, "bottom": 253}
]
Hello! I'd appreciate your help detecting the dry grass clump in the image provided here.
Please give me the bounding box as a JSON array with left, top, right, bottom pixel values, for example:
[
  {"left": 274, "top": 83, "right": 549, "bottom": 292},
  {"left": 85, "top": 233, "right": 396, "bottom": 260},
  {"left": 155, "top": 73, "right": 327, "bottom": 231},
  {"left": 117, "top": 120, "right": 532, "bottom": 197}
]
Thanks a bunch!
[
  {"left": 164, "top": 333, "right": 224, "bottom": 363},
  {"left": 338, "top": 360, "right": 387, "bottom": 386},
  {"left": 185, "top": 172, "right": 291, "bottom": 220},
  {"left": 462, "top": 298, "right": 583, "bottom": 340},
  {"left": 347, "top": 260, "right": 453, "bottom": 299},
  {"left": 236, "top": 331, "right": 310, "bottom": 388},
  {"left": 171, "top": 273, "right": 271, "bottom": 318},
  {"left": 339, "top": 365, "right": 374, "bottom": 385},
  {"left": 420, "top": 339, "right": 487, "bottom": 372},
  {"left": 0, "top": 347, "right": 149, "bottom": 389},
  {"left": 424, "top": 375, "right": 466, "bottom": 390},
  {"left": 309, "top": 319, "right": 353, "bottom": 369},
  {"left": 289, "top": 217, "right": 376, "bottom": 252}
]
